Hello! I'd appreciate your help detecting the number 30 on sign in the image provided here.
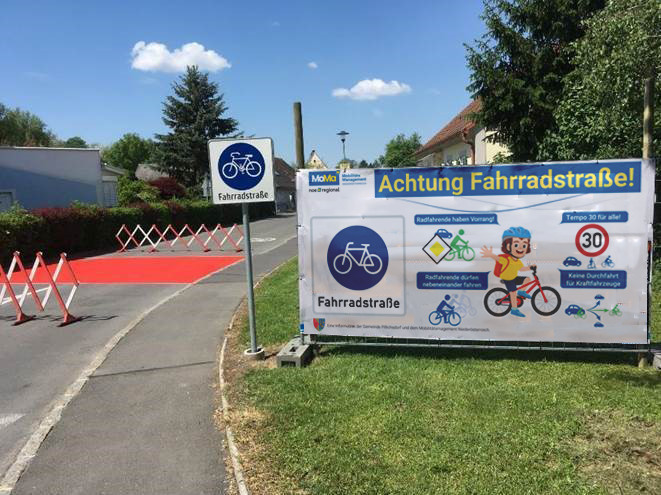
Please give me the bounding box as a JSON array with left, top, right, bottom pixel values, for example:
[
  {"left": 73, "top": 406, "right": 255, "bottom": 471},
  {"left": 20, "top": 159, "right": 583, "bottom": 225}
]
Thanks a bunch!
[{"left": 575, "top": 223, "right": 609, "bottom": 257}]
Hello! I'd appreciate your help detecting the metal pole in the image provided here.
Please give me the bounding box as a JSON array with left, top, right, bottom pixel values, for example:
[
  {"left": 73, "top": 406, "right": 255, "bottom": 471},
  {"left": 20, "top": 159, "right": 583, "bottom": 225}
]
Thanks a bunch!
[
  {"left": 242, "top": 202, "right": 258, "bottom": 353},
  {"left": 294, "top": 102, "right": 305, "bottom": 169},
  {"left": 643, "top": 74, "right": 655, "bottom": 159},
  {"left": 342, "top": 139, "right": 346, "bottom": 161}
]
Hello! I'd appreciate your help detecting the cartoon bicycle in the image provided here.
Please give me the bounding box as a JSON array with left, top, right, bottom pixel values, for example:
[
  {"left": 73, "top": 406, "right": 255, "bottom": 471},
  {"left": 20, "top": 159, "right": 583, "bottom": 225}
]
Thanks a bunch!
[
  {"left": 333, "top": 242, "right": 383, "bottom": 275},
  {"left": 484, "top": 266, "right": 561, "bottom": 317},
  {"left": 221, "top": 152, "right": 262, "bottom": 179},
  {"left": 428, "top": 308, "right": 462, "bottom": 327},
  {"left": 601, "top": 255, "right": 615, "bottom": 268},
  {"left": 445, "top": 243, "right": 475, "bottom": 261}
]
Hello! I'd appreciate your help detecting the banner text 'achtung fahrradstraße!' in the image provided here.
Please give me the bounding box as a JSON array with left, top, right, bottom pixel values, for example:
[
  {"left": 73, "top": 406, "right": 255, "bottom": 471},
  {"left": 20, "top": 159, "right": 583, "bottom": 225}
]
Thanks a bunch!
[{"left": 375, "top": 161, "right": 640, "bottom": 198}]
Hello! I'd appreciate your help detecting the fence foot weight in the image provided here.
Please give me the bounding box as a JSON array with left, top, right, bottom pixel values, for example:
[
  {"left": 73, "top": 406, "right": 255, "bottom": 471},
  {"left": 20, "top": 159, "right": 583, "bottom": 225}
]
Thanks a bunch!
[
  {"left": 652, "top": 350, "right": 661, "bottom": 370},
  {"left": 13, "top": 314, "right": 36, "bottom": 326},
  {"left": 637, "top": 352, "right": 651, "bottom": 368},
  {"left": 58, "top": 315, "right": 82, "bottom": 327},
  {"left": 276, "top": 338, "right": 314, "bottom": 368}
]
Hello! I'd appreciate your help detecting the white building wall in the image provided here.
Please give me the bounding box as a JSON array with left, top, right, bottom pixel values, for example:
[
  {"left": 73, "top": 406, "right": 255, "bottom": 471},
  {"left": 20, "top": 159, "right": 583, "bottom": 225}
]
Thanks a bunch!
[{"left": 0, "top": 147, "right": 103, "bottom": 210}]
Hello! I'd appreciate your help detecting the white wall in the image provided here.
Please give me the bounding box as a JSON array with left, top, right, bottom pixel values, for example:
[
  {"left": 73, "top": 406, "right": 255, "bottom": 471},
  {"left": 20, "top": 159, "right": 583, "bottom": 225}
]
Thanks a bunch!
[{"left": 0, "top": 147, "right": 103, "bottom": 209}]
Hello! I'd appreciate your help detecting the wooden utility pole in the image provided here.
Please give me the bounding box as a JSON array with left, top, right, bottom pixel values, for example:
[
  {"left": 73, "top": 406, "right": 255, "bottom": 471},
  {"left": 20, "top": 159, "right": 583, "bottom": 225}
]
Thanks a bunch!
[
  {"left": 293, "top": 102, "right": 305, "bottom": 169},
  {"left": 643, "top": 74, "right": 655, "bottom": 159}
]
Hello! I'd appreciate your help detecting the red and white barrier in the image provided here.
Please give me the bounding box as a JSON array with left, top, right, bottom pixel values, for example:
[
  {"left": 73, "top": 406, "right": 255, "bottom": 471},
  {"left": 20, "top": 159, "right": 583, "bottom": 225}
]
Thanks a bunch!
[
  {"left": 116, "top": 223, "right": 244, "bottom": 253},
  {"left": 0, "top": 251, "right": 80, "bottom": 326}
]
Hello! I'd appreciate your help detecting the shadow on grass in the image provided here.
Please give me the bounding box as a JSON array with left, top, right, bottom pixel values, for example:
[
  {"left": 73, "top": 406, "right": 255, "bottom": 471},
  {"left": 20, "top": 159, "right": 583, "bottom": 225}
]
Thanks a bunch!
[
  {"left": 319, "top": 344, "right": 641, "bottom": 366},
  {"left": 602, "top": 370, "right": 661, "bottom": 388}
]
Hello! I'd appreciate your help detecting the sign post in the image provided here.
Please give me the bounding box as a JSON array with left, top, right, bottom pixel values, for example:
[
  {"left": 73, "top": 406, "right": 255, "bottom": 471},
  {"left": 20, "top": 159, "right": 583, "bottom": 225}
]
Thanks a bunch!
[{"left": 208, "top": 137, "right": 275, "bottom": 359}]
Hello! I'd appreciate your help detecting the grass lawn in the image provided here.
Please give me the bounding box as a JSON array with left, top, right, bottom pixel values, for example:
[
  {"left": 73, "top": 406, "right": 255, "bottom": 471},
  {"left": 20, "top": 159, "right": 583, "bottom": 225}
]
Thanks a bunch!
[{"left": 231, "top": 258, "right": 660, "bottom": 495}]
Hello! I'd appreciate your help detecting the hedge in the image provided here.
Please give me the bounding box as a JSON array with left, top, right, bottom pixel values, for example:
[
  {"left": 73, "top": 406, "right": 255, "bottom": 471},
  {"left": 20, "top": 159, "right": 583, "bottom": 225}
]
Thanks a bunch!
[{"left": 0, "top": 200, "right": 275, "bottom": 264}]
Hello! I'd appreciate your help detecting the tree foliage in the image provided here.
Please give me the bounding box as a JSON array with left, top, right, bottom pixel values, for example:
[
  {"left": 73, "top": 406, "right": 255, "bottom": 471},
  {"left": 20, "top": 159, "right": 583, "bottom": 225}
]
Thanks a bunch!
[
  {"left": 466, "top": 0, "right": 605, "bottom": 161},
  {"left": 379, "top": 133, "right": 422, "bottom": 168},
  {"left": 539, "top": 0, "right": 660, "bottom": 161},
  {"left": 0, "top": 103, "right": 53, "bottom": 146},
  {"left": 101, "top": 133, "right": 155, "bottom": 176},
  {"left": 63, "top": 136, "right": 88, "bottom": 148},
  {"left": 155, "top": 66, "right": 238, "bottom": 188}
]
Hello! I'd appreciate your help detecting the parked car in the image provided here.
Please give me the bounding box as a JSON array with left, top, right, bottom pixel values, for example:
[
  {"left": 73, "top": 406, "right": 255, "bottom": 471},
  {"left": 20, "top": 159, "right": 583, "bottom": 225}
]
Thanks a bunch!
[
  {"left": 563, "top": 256, "right": 581, "bottom": 267},
  {"left": 435, "top": 229, "right": 452, "bottom": 239}
]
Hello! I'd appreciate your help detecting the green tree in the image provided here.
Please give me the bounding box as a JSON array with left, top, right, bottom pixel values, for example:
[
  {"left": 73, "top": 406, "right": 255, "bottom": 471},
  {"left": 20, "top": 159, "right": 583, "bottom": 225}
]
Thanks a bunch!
[
  {"left": 465, "top": 0, "right": 605, "bottom": 161},
  {"left": 539, "top": 0, "right": 660, "bottom": 161},
  {"left": 0, "top": 104, "right": 53, "bottom": 146},
  {"left": 379, "top": 133, "right": 422, "bottom": 167},
  {"left": 155, "top": 66, "right": 238, "bottom": 188},
  {"left": 63, "top": 136, "right": 88, "bottom": 148},
  {"left": 101, "top": 133, "right": 155, "bottom": 176}
]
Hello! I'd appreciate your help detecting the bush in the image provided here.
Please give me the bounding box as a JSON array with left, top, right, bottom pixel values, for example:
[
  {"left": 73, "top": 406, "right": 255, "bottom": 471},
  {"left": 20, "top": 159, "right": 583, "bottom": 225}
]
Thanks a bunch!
[
  {"left": 148, "top": 177, "right": 187, "bottom": 200},
  {"left": 0, "top": 199, "right": 276, "bottom": 264},
  {"left": 117, "top": 176, "right": 160, "bottom": 206}
]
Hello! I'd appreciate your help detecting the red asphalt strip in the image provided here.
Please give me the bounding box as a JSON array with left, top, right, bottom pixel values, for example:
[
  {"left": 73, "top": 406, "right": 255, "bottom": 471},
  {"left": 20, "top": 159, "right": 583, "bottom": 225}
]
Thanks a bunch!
[{"left": 7, "top": 256, "right": 244, "bottom": 284}]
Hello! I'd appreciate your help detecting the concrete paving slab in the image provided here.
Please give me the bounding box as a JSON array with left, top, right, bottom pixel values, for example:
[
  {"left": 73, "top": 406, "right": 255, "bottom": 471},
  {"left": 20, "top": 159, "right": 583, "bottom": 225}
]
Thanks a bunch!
[{"left": 12, "top": 364, "right": 222, "bottom": 495}]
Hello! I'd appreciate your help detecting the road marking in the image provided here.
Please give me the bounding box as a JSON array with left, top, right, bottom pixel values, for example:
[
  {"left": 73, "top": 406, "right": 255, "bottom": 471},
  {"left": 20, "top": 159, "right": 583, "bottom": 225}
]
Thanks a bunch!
[
  {"left": 0, "top": 229, "right": 296, "bottom": 494},
  {"left": 0, "top": 258, "right": 245, "bottom": 494},
  {"left": 0, "top": 415, "right": 23, "bottom": 430}
]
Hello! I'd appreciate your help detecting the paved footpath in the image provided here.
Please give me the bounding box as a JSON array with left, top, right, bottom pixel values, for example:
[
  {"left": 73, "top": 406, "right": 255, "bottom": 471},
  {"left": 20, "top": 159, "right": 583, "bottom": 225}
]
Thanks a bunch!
[{"left": 1, "top": 216, "right": 296, "bottom": 494}]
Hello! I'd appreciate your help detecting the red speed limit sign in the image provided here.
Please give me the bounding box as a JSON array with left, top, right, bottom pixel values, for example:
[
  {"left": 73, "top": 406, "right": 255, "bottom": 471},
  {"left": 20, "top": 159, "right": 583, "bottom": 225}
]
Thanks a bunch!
[{"left": 575, "top": 223, "right": 609, "bottom": 257}]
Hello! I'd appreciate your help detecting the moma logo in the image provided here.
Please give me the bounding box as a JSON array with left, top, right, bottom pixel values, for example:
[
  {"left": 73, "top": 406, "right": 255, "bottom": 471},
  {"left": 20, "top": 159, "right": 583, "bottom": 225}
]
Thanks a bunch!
[{"left": 309, "top": 171, "right": 339, "bottom": 186}]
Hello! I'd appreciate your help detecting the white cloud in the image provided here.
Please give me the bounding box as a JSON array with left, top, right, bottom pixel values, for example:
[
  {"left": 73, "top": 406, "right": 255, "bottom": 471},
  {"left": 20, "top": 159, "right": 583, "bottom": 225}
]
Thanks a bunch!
[
  {"left": 131, "top": 41, "right": 231, "bottom": 73},
  {"left": 307, "top": 61, "right": 318, "bottom": 69},
  {"left": 332, "top": 79, "right": 411, "bottom": 101}
]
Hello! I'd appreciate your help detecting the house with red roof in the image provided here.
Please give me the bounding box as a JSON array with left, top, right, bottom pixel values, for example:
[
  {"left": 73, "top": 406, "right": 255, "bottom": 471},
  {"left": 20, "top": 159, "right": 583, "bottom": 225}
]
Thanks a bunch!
[{"left": 413, "top": 100, "right": 508, "bottom": 166}]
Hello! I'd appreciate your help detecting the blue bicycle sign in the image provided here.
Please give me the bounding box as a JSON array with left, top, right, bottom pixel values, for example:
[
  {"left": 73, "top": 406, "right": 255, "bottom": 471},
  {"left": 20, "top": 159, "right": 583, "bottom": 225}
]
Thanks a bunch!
[
  {"left": 333, "top": 242, "right": 384, "bottom": 275},
  {"left": 217, "top": 142, "right": 266, "bottom": 190},
  {"left": 222, "top": 152, "right": 262, "bottom": 179},
  {"left": 327, "top": 226, "right": 389, "bottom": 290}
]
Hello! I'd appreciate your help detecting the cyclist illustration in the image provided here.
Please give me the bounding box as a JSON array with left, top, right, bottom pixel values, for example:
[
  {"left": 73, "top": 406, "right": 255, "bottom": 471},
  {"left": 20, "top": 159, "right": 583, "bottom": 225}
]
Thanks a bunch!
[
  {"left": 446, "top": 229, "right": 475, "bottom": 261},
  {"left": 333, "top": 242, "right": 383, "bottom": 275},
  {"left": 481, "top": 227, "right": 560, "bottom": 318},
  {"left": 601, "top": 255, "right": 615, "bottom": 268},
  {"left": 221, "top": 152, "right": 262, "bottom": 179},
  {"left": 587, "top": 258, "right": 597, "bottom": 270},
  {"left": 429, "top": 295, "right": 462, "bottom": 326},
  {"left": 450, "top": 293, "right": 477, "bottom": 317}
]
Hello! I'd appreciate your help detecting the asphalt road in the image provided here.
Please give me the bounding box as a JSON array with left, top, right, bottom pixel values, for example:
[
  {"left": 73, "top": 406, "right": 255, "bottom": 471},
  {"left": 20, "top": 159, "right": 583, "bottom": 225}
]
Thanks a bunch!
[{"left": 0, "top": 213, "right": 296, "bottom": 492}]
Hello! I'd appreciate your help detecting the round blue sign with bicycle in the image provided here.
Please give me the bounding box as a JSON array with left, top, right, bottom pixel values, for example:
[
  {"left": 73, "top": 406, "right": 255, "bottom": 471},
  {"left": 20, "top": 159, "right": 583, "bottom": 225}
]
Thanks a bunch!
[
  {"left": 218, "top": 143, "right": 265, "bottom": 190},
  {"left": 327, "top": 226, "right": 388, "bottom": 290}
]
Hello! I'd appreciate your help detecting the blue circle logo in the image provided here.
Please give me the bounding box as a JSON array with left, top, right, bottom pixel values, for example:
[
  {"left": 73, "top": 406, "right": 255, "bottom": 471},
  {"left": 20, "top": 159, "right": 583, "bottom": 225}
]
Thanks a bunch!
[
  {"left": 327, "top": 226, "right": 389, "bottom": 290},
  {"left": 218, "top": 143, "right": 265, "bottom": 190}
]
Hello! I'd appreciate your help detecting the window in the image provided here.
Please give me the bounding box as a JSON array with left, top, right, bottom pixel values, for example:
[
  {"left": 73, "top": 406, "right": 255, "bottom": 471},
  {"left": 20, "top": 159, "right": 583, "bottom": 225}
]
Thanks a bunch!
[
  {"left": 0, "top": 191, "right": 15, "bottom": 212},
  {"left": 102, "top": 182, "right": 118, "bottom": 207}
]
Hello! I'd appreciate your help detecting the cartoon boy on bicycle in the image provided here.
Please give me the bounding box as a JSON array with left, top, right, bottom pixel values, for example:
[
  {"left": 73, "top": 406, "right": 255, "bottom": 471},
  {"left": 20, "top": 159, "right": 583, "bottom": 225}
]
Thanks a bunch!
[{"left": 480, "top": 227, "right": 536, "bottom": 318}]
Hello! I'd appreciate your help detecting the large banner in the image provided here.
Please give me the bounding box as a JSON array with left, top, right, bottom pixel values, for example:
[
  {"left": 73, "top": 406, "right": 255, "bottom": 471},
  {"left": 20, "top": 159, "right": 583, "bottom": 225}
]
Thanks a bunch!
[{"left": 297, "top": 160, "right": 654, "bottom": 344}]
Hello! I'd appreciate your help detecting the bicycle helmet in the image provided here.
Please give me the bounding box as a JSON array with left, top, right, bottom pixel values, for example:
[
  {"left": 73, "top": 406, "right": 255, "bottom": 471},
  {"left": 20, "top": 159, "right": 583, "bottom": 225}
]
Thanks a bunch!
[{"left": 502, "top": 226, "right": 531, "bottom": 240}]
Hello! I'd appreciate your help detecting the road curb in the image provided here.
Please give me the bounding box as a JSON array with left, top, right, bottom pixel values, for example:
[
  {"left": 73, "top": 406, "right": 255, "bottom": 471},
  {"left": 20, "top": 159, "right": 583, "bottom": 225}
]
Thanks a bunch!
[
  {"left": 218, "top": 257, "right": 294, "bottom": 495},
  {"left": 0, "top": 258, "right": 243, "bottom": 494}
]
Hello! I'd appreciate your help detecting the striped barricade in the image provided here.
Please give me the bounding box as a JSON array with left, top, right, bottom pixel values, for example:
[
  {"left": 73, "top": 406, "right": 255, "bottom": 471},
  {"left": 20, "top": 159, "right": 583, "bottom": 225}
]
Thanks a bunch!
[
  {"left": 0, "top": 251, "right": 80, "bottom": 326},
  {"left": 116, "top": 223, "right": 244, "bottom": 253}
]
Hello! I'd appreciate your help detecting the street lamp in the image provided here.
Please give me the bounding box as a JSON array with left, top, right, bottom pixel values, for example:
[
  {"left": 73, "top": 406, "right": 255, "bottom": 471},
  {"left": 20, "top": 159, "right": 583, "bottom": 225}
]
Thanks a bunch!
[{"left": 337, "top": 130, "right": 349, "bottom": 161}]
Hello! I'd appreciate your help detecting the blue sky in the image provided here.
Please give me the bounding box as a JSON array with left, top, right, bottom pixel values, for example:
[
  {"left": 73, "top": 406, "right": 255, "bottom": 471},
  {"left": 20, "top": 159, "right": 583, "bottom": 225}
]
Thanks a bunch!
[{"left": 0, "top": 0, "right": 486, "bottom": 166}]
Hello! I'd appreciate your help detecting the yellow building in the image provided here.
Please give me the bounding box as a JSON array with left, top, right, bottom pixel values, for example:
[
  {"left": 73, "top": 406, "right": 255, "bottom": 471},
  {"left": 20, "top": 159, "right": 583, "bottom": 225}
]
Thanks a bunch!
[
  {"left": 306, "top": 150, "right": 328, "bottom": 170},
  {"left": 413, "top": 100, "right": 508, "bottom": 166}
]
